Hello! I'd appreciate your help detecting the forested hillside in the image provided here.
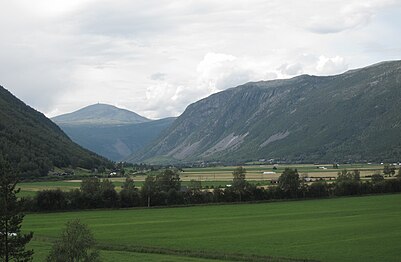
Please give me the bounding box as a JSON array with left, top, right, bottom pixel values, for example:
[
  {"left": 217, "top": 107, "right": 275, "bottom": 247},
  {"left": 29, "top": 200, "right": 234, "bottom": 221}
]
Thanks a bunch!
[{"left": 0, "top": 86, "right": 113, "bottom": 177}]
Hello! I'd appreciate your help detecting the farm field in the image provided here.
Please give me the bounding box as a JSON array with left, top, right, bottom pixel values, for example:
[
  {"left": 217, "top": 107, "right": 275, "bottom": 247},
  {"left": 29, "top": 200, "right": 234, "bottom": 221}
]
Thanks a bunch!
[
  {"left": 24, "top": 194, "right": 401, "bottom": 262},
  {"left": 18, "top": 163, "right": 388, "bottom": 197},
  {"left": 180, "top": 163, "right": 386, "bottom": 180}
]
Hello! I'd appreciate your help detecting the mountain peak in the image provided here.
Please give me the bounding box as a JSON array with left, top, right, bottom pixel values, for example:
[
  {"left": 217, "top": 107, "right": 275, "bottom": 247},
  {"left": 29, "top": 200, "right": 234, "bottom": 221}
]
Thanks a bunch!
[{"left": 52, "top": 103, "right": 150, "bottom": 126}]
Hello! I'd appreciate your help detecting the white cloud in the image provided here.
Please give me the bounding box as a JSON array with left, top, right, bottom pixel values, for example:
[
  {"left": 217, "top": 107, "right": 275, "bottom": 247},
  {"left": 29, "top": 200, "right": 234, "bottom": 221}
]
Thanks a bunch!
[
  {"left": 278, "top": 63, "right": 303, "bottom": 76},
  {"left": 150, "top": 73, "right": 166, "bottom": 81},
  {"left": 316, "top": 56, "right": 348, "bottom": 75},
  {"left": 306, "top": 0, "right": 399, "bottom": 34},
  {"left": 197, "top": 52, "right": 278, "bottom": 92},
  {"left": 0, "top": 0, "right": 400, "bottom": 119}
]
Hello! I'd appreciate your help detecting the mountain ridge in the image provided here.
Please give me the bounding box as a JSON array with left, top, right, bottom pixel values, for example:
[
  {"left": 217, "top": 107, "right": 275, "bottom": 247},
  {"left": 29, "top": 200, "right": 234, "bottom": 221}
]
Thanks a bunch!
[{"left": 128, "top": 60, "right": 401, "bottom": 164}]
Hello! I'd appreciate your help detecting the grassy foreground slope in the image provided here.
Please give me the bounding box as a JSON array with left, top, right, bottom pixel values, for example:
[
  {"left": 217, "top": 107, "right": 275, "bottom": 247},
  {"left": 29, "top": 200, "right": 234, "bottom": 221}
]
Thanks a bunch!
[{"left": 25, "top": 194, "right": 401, "bottom": 262}]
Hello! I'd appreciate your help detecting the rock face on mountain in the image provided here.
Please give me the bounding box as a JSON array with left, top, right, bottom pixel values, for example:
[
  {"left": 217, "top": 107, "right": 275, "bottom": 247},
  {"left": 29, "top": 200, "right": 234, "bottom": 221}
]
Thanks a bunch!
[
  {"left": 52, "top": 103, "right": 150, "bottom": 126},
  {"left": 0, "top": 86, "right": 112, "bottom": 178},
  {"left": 129, "top": 60, "right": 401, "bottom": 164},
  {"left": 52, "top": 104, "right": 175, "bottom": 161}
]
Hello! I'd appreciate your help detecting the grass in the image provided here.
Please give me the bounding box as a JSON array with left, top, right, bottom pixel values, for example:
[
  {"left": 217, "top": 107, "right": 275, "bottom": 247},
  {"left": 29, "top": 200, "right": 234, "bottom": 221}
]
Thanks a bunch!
[
  {"left": 23, "top": 194, "right": 401, "bottom": 262},
  {"left": 17, "top": 179, "right": 270, "bottom": 197}
]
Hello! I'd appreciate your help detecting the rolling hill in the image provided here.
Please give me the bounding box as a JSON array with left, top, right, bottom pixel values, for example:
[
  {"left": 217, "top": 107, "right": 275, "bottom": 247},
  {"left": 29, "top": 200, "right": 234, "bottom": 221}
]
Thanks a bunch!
[
  {"left": 52, "top": 104, "right": 175, "bottom": 161},
  {"left": 129, "top": 60, "right": 401, "bottom": 164},
  {"left": 0, "top": 86, "right": 113, "bottom": 178}
]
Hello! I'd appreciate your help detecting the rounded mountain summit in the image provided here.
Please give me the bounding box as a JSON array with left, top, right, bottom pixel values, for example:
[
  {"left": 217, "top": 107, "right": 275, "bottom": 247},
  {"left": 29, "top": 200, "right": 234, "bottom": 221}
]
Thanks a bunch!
[{"left": 52, "top": 103, "right": 150, "bottom": 126}]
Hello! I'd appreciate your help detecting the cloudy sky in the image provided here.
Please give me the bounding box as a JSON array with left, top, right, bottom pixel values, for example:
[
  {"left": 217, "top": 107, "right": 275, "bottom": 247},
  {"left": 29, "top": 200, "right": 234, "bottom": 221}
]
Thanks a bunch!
[{"left": 1, "top": 0, "right": 401, "bottom": 119}]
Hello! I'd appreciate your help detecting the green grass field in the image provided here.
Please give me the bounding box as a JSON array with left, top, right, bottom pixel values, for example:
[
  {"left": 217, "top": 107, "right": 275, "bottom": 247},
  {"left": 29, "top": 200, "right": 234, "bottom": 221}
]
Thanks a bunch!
[{"left": 23, "top": 194, "right": 401, "bottom": 262}]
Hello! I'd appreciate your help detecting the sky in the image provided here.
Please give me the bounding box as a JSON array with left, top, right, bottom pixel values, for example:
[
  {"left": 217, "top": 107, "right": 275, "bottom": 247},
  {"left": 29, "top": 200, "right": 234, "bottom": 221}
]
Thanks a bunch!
[{"left": 1, "top": 0, "right": 401, "bottom": 119}]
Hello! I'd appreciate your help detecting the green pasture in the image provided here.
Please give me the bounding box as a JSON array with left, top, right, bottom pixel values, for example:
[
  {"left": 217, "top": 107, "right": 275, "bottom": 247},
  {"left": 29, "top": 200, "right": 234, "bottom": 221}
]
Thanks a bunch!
[
  {"left": 17, "top": 180, "right": 271, "bottom": 198},
  {"left": 24, "top": 194, "right": 401, "bottom": 262},
  {"left": 18, "top": 181, "right": 123, "bottom": 197}
]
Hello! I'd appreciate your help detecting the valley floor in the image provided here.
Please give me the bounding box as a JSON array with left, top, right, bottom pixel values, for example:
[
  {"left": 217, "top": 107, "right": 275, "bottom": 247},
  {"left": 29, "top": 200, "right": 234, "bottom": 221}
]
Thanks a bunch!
[{"left": 24, "top": 194, "right": 401, "bottom": 262}]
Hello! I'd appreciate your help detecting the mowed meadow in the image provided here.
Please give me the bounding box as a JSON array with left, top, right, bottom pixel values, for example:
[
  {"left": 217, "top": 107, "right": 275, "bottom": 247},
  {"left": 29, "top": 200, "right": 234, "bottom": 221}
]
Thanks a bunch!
[{"left": 24, "top": 194, "right": 401, "bottom": 262}]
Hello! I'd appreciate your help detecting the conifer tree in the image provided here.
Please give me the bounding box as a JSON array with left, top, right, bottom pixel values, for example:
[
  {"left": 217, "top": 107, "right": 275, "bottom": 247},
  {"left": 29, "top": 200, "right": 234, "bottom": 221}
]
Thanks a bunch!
[{"left": 0, "top": 158, "right": 34, "bottom": 261}]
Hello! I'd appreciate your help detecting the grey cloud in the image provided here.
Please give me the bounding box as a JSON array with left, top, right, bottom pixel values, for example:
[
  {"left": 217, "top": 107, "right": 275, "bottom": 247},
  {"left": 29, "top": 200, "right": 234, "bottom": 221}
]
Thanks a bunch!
[
  {"left": 0, "top": 0, "right": 400, "bottom": 119},
  {"left": 150, "top": 73, "right": 166, "bottom": 81},
  {"left": 215, "top": 70, "right": 254, "bottom": 90},
  {"left": 305, "top": 1, "right": 399, "bottom": 34},
  {"left": 278, "top": 63, "right": 303, "bottom": 76}
]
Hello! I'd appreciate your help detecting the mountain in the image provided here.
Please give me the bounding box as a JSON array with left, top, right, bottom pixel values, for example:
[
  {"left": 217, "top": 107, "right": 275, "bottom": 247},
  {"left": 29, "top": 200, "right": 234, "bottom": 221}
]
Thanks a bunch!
[
  {"left": 129, "top": 60, "right": 401, "bottom": 164},
  {"left": 52, "top": 104, "right": 175, "bottom": 161},
  {"left": 0, "top": 86, "right": 112, "bottom": 178},
  {"left": 52, "top": 103, "right": 150, "bottom": 126},
  {"left": 59, "top": 118, "right": 176, "bottom": 161}
]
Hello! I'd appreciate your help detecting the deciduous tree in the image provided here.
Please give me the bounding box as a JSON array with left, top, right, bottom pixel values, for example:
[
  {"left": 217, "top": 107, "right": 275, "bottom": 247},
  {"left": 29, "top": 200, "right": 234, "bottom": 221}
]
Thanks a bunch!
[
  {"left": 232, "top": 166, "right": 247, "bottom": 202},
  {"left": 46, "top": 219, "right": 99, "bottom": 262},
  {"left": 383, "top": 164, "right": 396, "bottom": 176},
  {"left": 278, "top": 168, "right": 300, "bottom": 198}
]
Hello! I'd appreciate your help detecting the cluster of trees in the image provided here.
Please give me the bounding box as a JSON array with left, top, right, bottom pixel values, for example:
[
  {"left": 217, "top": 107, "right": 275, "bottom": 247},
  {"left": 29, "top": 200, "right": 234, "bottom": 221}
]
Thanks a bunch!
[{"left": 20, "top": 166, "right": 401, "bottom": 212}]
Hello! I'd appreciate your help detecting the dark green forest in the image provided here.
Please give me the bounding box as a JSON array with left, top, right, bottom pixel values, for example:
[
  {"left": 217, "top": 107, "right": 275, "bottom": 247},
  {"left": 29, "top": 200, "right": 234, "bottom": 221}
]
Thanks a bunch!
[{"left": 0, "top": 86, "right": 113, "bottom": 178}]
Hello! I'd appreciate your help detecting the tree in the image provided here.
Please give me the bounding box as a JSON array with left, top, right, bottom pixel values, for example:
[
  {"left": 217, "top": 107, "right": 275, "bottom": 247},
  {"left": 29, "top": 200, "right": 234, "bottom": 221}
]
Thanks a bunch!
[
  {"left": 0, "top": 159, "right": 33, "bottom": 262},
  {"left": 36, "top": 189, "right": 67, "bottom": 211},
  {"left": 155, "top": 169, "right": 181, "bottom": 192},
  {"left": 99, "top": 179, "right": 118, "bottom": 208},
  {"left": 337, "top": 169, "right": 360, "bottom": 182},
  {"left": 232, "top": 166, "right": 247, "bottom": 202},
  {"left": 335, "top": 169, "right": 361, "bottom": 196},
  {"left": 120, "top": 178, "right": 139, "bottom": 208},
  {"left": 121, "top": 177, "right": 135, "bottom": 191},
  {"left": 188, "top": 180, "right": 202, "bottom": 191},
  {"left": 80, "top": 177, "right": 101, "bottom": 196},
  {"left": 46, "top": 219, "right": 99, "bottom": 262},
  {"left": 307, "top": 181, "right": 329, "bottom": 198},
  {"left": 371, "top": 173, "right": 384, "bottom": 183},
  {"left": 278, "top": 168, "right": 300, "bottom": 198},
  {"left": 142, "top": 175, "right": 156, "bottom": 207},
  {"left": 383, "top": 164, "right": 396, "bottom": 176}
]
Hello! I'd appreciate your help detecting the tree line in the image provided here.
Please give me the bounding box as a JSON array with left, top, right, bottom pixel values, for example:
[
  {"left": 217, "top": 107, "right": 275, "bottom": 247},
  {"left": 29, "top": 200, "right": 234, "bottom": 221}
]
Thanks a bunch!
[{"left": 20, "top": 166, "right": 401, "bottom": 212}]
